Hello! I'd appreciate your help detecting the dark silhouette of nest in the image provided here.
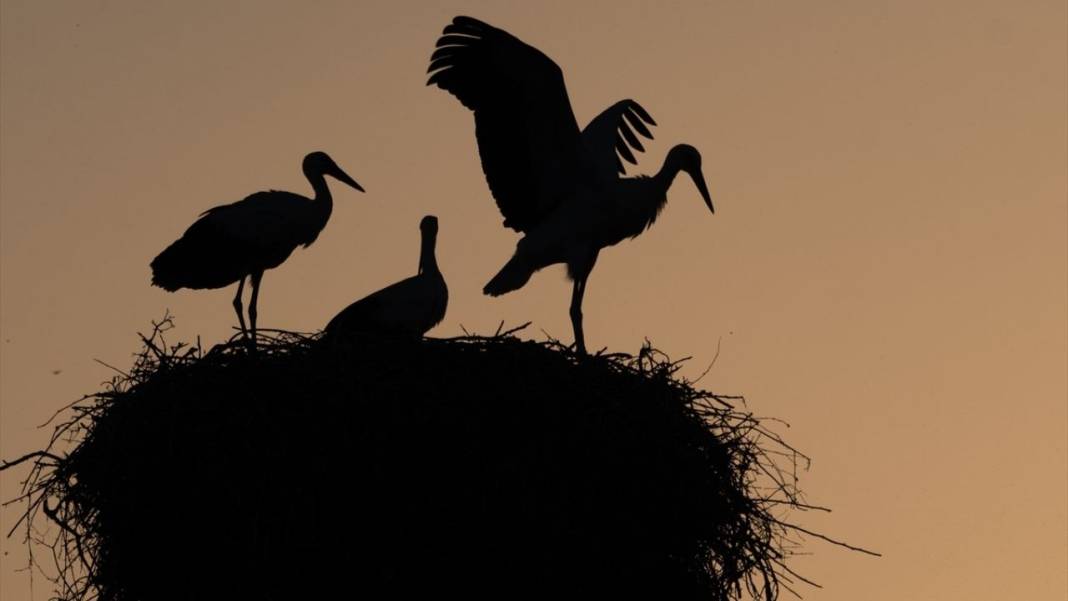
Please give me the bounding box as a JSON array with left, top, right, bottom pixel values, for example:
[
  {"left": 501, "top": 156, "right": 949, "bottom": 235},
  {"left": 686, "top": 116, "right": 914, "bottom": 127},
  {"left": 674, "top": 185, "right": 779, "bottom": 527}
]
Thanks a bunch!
[{"left": 3, "top": 317, "right": 871, "bottom": 601}]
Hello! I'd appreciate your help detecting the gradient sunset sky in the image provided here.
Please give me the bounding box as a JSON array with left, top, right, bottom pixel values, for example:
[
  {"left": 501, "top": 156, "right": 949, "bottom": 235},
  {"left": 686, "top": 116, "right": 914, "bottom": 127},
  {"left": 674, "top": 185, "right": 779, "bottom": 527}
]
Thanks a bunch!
[{"left": 2, "top": 1, "right": 1065, "bottom": 599}]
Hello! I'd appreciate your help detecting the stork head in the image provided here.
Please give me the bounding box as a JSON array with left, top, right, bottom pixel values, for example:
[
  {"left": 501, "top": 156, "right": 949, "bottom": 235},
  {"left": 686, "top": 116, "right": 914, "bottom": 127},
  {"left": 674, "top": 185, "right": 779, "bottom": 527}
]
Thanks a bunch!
[
  {"left": 420, "top": 215, "right": 439, "bottom": 237},
  {"left": 667, "top": 144, "right": 713, "bottom": 214},
  {"left": 418, "top": 215, "right": 440, "bottom": 274},
  {"left": 303, "top": 151, "right": 365, "bottom": 193}
]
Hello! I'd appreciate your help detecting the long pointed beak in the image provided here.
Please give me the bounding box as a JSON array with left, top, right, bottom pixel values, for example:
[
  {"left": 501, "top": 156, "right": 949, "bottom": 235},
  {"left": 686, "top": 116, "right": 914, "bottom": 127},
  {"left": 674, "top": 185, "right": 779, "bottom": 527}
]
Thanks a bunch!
[
  {"left": 330, "top": 166, "right": 365, "bottom": 193},
  {"left": 690, "top": 168, "right": 714, "bottom": 214}
]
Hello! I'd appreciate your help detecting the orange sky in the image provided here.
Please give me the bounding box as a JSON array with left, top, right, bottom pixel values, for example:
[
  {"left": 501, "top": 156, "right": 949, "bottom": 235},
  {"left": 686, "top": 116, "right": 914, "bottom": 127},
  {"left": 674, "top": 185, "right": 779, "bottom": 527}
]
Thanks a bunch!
[{"left": 2, "top": 1, "right": 1065, "bottom": 599}]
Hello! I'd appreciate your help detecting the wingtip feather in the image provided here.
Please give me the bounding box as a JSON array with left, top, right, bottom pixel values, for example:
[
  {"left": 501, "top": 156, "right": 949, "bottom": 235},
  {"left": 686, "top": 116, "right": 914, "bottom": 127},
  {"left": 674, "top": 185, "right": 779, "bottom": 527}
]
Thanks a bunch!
[
  {"left": 634, "top": 102, "right": 657, "bottom": 126},
  {"left": 623, "top": 109, "right": 655, "bottom": 138},
  {"left": 615, "top": 139, "right": 637, "bottom": 164},
  {"left": 452, "top": 15, "right": 488, "bottom": 29},
  {"left": 618, "top": 122, "right": 645, "bottom": 151}
]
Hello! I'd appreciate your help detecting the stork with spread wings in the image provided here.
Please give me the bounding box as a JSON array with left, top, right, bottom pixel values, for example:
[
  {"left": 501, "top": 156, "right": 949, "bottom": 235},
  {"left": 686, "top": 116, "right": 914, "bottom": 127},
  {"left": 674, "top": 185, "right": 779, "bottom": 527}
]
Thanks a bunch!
[{"left": 429, "top": 16, "right": 713, "bottom": 354}]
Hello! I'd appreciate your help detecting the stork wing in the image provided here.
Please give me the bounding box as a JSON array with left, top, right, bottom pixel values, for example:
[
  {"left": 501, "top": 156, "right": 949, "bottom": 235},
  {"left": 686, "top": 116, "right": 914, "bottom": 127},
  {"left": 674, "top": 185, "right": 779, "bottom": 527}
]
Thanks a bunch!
[
  {"left": 581, "top": 99, "right": 657, "bottom": 178},
  {"left": 428, "top": 16, "right": 584, "bottom": 232},
  {"left": 326, "top": 274, "right": 439, "bottom": 336},
  {"left": 198, "top": 192, "right": 309, "bottom": 249}
]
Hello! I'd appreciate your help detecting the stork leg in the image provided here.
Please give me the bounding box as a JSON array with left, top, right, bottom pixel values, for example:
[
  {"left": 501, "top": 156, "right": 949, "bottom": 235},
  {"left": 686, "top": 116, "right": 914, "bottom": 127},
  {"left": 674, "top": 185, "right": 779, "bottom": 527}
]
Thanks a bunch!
[
  {"left": 232, "top": 276, "right": 248, "bottom": 339},
  {"left": 248, "top": 270, "right": 264, "bottom": 346},
  {"left": 570, "top": 276, "right": 588, "bottom": 355},
  {"left": 569, "top": 252, "right": 600, "bottom": 355}
]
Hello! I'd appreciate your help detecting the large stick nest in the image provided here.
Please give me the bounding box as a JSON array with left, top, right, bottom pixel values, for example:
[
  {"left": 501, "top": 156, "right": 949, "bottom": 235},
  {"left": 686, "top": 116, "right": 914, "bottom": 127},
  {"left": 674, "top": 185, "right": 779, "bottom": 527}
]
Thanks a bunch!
[{"left": 4, "top": 318, "right": 858, "bottom": 601}]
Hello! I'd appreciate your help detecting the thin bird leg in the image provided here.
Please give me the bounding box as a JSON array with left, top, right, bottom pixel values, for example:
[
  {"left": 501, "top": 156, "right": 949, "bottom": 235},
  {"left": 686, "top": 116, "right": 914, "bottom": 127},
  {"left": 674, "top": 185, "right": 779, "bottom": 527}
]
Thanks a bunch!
[
  {"left": 232, "top": 276, "right": 248, "bottom": 339},
  {"left": 248, "top": 270, "right": 264, "bottom": 346},
  {"left": 570, "top": 276, "right": 588, "bottom": 355}
]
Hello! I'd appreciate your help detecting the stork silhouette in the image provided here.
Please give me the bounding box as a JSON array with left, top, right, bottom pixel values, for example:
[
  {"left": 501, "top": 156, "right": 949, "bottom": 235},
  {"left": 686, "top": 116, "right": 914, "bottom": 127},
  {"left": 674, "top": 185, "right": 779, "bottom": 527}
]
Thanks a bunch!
[
  {"left": 428, "top": 16, "right": 713, "bottom": 354},
  {"left": 324, "top": 215, "right": 447, "bottom": 339},
  {"left": 150, "top": 151, "right": 364, "bottom": 341}
]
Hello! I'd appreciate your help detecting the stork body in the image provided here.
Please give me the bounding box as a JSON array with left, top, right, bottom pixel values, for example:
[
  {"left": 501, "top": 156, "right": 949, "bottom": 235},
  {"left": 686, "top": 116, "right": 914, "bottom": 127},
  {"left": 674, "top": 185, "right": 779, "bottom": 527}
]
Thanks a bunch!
[
  {"left": 325, "top": 215, "right": 447, "bottom": 339},
  {"left": 150, "top": 151, "right": 364, "bottom": 341},
  {"left": 428, "top": 17, "right": 714, "bottom": 354}
]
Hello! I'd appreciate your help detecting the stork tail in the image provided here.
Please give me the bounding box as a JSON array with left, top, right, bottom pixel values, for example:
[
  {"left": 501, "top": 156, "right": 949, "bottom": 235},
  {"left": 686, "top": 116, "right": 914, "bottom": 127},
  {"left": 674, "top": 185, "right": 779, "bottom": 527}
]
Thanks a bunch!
[
  {"left": 483, "top": 255, "right": 534, "bottom": 297},
  {"left": 150, "top": 239, "right": 194, "bottom": 291},
  {"left": 151, "top": 221, "right": 248, "bottom": 291}
]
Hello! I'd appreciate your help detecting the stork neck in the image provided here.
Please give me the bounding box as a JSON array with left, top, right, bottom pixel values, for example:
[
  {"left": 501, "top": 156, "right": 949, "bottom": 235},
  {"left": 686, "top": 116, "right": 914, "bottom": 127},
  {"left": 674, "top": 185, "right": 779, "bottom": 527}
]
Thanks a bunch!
[
  {"left": 302, "top": 168, "right": 334, "bottom": 233},
  {"left": 654, "top": 155, "right": 683, "bottom": 192},
  {"left": 306, "top": 170, "right": 333, "bottom": 204},
  {"left": 418, "top": 231, "right": 438, "bottom": 275}
]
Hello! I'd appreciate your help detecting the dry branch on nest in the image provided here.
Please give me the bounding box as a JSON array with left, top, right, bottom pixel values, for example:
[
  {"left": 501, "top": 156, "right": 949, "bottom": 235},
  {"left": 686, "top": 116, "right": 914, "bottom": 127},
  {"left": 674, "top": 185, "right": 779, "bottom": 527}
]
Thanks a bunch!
[{"left": 2, "top": 316, "right": 874, "bottom": 601}]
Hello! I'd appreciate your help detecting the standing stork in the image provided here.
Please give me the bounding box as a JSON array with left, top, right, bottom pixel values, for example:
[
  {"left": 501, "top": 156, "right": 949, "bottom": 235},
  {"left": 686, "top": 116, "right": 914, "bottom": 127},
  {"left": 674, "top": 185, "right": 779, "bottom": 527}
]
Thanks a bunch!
[
  {"left": 324, "top": 215, "right": 448, "bottom": 339},
  {"left": 150, "top": 151, "right": 364, "bottom": 341},
  {"left": 427, "top": 16, "right": 714, "bottom": 354}
]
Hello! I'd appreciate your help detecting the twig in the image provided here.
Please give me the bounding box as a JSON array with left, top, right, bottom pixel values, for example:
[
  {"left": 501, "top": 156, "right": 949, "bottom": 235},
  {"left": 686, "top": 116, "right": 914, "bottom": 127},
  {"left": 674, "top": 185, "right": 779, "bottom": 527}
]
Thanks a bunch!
[
  {"left": 691, "top": 336, "right": 722, "bottom": 384},
  {"left": 499, "top": 321, "right": 532, "bottom": 337},
  {"left": 0, "top": 451, "right": 62, "bottom": 472},
  {"left": 772, "top": 519, "right": 882, "bottom": 557},
  {"left": 92, "top": 359, "right": 128, "bottom": 378}
]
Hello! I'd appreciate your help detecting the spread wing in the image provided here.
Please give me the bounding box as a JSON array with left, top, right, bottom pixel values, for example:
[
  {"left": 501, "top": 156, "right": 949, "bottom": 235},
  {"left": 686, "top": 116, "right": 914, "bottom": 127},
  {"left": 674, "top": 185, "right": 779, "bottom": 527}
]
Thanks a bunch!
[
  {"left": 581, "top": 99, "right": 657, "bottom": 179},
  {"left": 428, "top": 16, "right": 585, "bottom": 232}
]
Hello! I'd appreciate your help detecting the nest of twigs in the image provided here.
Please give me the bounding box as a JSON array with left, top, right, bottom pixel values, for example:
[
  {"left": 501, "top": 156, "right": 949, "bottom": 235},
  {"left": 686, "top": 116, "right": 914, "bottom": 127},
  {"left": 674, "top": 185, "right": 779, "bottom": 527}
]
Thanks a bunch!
[{"left": 3, "top": 317, "right": 868, "bottom": 601}]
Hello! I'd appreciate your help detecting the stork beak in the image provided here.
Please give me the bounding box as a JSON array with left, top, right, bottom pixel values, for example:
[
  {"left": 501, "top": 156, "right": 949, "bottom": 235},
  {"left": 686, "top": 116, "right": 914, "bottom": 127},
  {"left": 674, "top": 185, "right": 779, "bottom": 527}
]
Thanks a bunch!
[
  {"left": 690, "top": 167, "right": 714, "bottom": 214},
  {"left": 329, "top": 165, "right": 365, "bottom": 193}
]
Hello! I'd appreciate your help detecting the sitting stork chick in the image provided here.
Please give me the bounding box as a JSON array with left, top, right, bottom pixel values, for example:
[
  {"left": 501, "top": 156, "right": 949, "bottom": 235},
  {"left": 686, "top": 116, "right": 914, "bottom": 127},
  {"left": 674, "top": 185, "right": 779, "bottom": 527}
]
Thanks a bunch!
[{"left": 325, "top": 215, "right": 447, "bottom": 339}]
